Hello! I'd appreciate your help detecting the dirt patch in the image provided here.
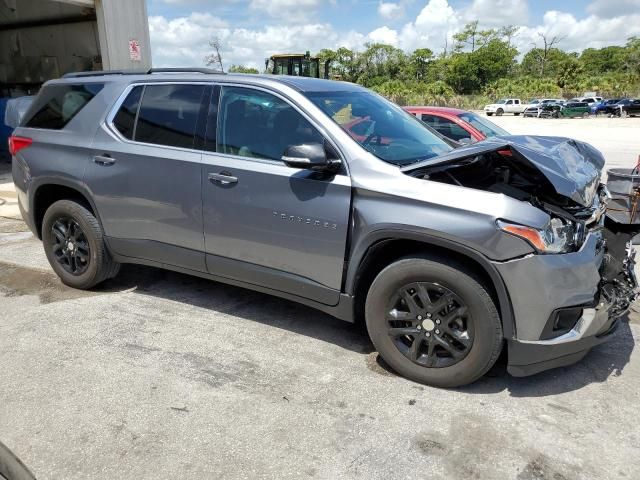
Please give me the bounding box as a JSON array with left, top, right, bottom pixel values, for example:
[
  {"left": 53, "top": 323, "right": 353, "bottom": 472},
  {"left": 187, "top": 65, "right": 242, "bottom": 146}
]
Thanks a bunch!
[
  {"left": 0, "top": 261, "right": 98, "bottom": 304},
  {"left": 0, "top": 218, "right": 29, "bottom": 233},
  {"left": 365, "top": 352, "right": 396, "bottom": 377},
  {"left": 517, "top": 454, "right": 569, "bottom": 480}
]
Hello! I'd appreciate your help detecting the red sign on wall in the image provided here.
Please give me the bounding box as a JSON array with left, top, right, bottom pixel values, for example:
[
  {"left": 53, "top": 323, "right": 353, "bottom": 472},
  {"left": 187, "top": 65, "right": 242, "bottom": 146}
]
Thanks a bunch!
[{"left": 129, "top": 40, "right": 141, "bottom": 62}]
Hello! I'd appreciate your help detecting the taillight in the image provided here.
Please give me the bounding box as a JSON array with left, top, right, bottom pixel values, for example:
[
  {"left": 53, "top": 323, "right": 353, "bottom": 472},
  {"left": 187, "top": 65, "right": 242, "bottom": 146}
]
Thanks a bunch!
[{"left": 8, "top": 136, "right": 32, "bottom": 156}]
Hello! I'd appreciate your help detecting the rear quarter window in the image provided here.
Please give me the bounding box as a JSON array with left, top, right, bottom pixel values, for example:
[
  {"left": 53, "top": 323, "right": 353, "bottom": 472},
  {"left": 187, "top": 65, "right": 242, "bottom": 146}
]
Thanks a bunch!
[{"left": 23, "top": 83, "right": 104, "bottom": 129}]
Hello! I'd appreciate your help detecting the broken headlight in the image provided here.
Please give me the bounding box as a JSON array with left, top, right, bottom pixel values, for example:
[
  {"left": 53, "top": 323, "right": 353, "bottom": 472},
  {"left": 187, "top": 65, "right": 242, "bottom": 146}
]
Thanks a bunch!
[{"left": 498, "top": 217, "right": 580, "bottom": 254}]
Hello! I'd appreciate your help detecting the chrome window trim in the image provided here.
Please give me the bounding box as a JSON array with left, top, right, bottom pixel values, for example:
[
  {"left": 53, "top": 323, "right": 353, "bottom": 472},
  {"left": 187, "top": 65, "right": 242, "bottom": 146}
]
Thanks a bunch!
[{"left": 103, "top": 80, "right": 350, "bottom": 176}]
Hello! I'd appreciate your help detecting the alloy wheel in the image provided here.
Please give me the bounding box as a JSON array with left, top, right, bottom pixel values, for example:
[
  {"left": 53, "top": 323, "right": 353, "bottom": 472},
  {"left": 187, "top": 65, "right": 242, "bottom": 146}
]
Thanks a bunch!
[
  {"left": 50, "top": 217, "right": 90, "bottom": 275},
  {"left": 386, "top": 282, "right": 474, "bottom": 368}
]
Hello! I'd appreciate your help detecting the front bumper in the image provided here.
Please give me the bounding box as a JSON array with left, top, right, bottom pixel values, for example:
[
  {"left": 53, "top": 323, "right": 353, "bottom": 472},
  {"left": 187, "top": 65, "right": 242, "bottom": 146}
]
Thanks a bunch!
[{"left": 492, "top": 231, "right": 637, "bottom": 376}]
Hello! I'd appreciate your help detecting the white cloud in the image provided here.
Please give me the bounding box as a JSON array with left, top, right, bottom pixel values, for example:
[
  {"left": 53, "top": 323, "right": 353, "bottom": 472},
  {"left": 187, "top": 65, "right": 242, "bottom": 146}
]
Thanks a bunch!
[
  {"left": 148, "top": 1, "right": 640, "bottom": 70},
  {"left": 397, "top": 0, "right": 460, "bottom": 52},
  {"left": 516, "top": 10, "right": 640, "bottom": 53},
  {"left": 249, "top": 0, "right": 328, "bottom": 21},
  {"left": 378, "top": 2, "right": 405, "bottom": 20},
  {"left": 368, "top": 26, "right": 400, "bottom": 46},
  {"left": 587, "top": 0, "right": 640, "bottom": 18},
  {"left": 462, "top": 0, "right": 529, "bottom": 27},
  {"left": 149, "top": 12, "right": 344, "bottom": 70}
]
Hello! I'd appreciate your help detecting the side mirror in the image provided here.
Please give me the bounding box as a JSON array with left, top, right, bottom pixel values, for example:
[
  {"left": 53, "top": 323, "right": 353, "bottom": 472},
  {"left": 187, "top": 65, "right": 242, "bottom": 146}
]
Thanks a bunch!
[{"left": 282, "top": 143, "right": 340, "bottom": 172}]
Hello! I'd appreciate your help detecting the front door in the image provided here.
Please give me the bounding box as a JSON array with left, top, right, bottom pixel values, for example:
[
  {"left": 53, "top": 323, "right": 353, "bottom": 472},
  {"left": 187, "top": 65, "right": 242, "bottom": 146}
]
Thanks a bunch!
[
  {"left": 201, "top": 85, "right": 351, "bottom": 305},
  {"left": 86, "top": 83, "right": 209, "bottom": 271}
]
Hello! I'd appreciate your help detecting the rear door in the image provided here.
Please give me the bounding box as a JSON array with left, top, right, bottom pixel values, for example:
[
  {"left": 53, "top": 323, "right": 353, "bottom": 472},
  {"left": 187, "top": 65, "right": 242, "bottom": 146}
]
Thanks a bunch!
[
  {"left": 86, "top": 83, "right": 209, "bottom": 271},
  {"left": 200, "top": 85, "right": 351, "bottom": 304}
]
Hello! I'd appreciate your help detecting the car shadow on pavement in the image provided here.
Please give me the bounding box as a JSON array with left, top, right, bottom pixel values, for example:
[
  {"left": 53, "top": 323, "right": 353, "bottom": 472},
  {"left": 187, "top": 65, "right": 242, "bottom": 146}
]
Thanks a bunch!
[
  {"left": 102, "top": 264, "right": 636, "bottom": 396},
  {"left": 457, "top": 317, "right": 636, "bottom": 397},
  {"left": 101, "top": 264, "right": 375, "bottom": 356}
]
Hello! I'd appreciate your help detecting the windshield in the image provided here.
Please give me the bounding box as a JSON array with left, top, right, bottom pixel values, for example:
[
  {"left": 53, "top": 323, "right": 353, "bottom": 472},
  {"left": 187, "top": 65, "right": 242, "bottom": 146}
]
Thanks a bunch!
[
  {"left": 495, "top": 99, "right": 507, "bottom": 104},
  {"left": 457, "top": 112, "right": 509, "bottom": 138},
  {"left": 305, "top": 91, "right": 451, "bottom": 166}
]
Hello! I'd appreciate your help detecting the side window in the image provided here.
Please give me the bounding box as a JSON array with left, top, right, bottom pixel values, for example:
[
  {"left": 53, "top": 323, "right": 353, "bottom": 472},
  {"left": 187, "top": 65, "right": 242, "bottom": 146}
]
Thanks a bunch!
[
  {"left": 514, "top": 100, "right": 520, "bottom": 104},
  {"left": 421, "top": 114, "right": 472, "bottom": 142},
  {"left": 113, "top": 86, "right": 143, "bottom": 140},
  {"left": 217, "top": 86, "right": 324, "bottom": 161},
  {"left": 506, "top": 100, "right": 513, "bottom": 105},
  {"left": 24, "top": 83, "right": 104, "bottom": 129},
  {"left": 134, "top": 84, "right": 206, "bottom": 149}
]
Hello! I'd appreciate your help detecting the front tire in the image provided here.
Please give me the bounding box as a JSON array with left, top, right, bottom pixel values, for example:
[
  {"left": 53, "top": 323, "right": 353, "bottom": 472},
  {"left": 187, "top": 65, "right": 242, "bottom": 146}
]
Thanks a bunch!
[
  {"left": 42, "top": 200, "right": 120, "bottom": 289},
  {"left": 486, "top": 112, "right": 493, "bottom": 116},
  {"left": 365, "top": 256, "right": 503, "bottom": 388},
  {"left": 496, "top": 108, "right": 504, "bottom": 116}
]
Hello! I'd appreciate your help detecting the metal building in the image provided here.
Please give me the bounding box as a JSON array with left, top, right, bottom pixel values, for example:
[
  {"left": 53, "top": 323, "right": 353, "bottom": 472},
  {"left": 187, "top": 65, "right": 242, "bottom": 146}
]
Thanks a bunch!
[{"left": 0, "top": 0, "right": 152, "bottom": 96}]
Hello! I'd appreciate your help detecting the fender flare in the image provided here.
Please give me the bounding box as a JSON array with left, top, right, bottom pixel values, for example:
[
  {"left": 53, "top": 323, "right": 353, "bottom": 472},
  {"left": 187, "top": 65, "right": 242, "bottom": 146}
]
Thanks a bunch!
[
  {"left": 29, "top": 176, "right": 104, "bottom": 239},
  {"left": 345, "top": 228, "right": 516, "bottom": 339}
]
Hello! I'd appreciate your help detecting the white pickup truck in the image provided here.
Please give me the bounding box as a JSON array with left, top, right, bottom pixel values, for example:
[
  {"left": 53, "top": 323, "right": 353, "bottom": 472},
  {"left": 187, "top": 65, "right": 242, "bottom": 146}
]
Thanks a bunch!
[{"left": 484, "top": 98, "right": 524, "bottom": 116}]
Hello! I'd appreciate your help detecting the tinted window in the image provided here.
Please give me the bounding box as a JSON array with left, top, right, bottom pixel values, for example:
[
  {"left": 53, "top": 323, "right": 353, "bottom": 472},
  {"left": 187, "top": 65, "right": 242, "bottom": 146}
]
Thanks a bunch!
[
  {"left": 457, "top": 112, "right": 509, "bottom": 138},
  {"left": 135, "top": 84, "right": 206, "bottom": 149},
  {"left": 24, "top": 83, "right": 104, "bottom": 129},
  {"left": 217, "top": 86, "right": 324, "bottom": 161},
  {"left": 421, "top": 114, "right": 472, "bottom": 142},
  {"left": 113, "top": 86, "right": 143, "bottom": 140}
]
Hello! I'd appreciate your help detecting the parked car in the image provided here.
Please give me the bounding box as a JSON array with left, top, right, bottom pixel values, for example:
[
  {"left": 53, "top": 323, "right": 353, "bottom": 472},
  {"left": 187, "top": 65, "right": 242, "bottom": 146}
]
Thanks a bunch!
[
  {"left": 404, "top": 106, "right": 509, "bottom": 143},
  {"left": 576, "top": 96, "right": 600, "bottom": 106},
  {"left": 591, "top": 98, "right": 622, "bottom": 115},
  {"left": 522, "top": 99, "right": 564, "bottom": 118},
  {"left": 10, "top": 69, "right": 638, "bottom": 387},
  {"left": 608, "top": 98, "right": 640, "bottom": 117},
  {"left": 540, "top": 101, "right": 591, "bottom": 118},
  {"left": 484, "top": 98, "right": 524, "bottom": 116}
]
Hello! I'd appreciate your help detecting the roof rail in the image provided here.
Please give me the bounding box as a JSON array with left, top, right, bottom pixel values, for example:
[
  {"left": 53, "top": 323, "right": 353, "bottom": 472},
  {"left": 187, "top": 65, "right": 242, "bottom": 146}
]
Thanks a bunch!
[
  {"left": 62, "top": 67, "right": 225, "bottom": 79},
  {"left": 147, "top": 68, "right": 225, "bottom": 75},
  {"left": 62, "top": 70, "right": 146, "bottom": 78}
]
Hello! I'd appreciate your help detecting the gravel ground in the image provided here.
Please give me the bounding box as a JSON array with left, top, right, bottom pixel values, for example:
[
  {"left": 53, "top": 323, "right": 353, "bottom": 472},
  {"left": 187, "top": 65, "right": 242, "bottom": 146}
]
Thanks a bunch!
[{"left": 1, "top": 117, "right": 640, "bottom": 480}]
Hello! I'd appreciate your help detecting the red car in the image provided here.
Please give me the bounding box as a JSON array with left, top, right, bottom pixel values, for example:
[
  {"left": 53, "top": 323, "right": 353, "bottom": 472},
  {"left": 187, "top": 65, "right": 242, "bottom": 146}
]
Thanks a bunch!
[{"left": 404, "top": 106, "right": 509, "bottom": 143}]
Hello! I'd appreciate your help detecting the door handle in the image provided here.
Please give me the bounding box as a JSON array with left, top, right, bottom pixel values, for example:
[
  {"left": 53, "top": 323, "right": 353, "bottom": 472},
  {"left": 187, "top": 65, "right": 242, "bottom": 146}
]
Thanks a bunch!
[
  {"left": 93, "top": 155, "right": 116, "bottom": 166},
  {"left": 208, "top": 172, "right": 238, "bottom": 185}
]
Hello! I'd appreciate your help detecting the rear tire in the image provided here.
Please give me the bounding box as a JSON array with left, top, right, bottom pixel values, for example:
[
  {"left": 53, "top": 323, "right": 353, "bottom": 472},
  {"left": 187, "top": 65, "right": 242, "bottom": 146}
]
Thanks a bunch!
[
  {"left": 365, "top": 256, "right": 503, "bottom": 388},
  {"left": 42, "top": 200, "right": 120, "bottom": 289}
]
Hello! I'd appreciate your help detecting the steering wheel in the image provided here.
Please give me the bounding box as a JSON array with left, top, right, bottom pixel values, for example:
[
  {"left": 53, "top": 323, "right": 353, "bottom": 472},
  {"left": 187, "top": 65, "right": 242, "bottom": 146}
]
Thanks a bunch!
[{"left": 363, "top": 132, "right": 383, "bottom": 146}]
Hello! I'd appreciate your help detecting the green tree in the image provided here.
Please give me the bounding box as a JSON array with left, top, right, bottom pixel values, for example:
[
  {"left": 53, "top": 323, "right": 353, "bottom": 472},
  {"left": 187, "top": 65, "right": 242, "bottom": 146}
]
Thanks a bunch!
[
  {"left": 408, "top": 48, "right": 434, "bottom": 80},
  {"left": 453, "top": 21, "right": 481, "bottom": 52},
  {"left": 228, "top": 65, "right": 259, "bottom": 74},
  {"left": 555, "top": 58, "right": 583, "bottom": 93}
]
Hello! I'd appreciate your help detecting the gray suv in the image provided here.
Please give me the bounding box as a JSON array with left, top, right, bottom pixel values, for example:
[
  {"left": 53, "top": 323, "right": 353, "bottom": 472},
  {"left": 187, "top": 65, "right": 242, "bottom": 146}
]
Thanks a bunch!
[{"left": 10, "top": 69, "right": 638, "bottom": 387}]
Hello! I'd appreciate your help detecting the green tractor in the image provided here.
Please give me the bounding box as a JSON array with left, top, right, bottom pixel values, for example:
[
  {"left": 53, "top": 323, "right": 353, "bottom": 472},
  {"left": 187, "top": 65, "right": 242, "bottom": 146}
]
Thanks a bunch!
[{"left": 265, "top": 52, "right": 331, "bottom": 79}]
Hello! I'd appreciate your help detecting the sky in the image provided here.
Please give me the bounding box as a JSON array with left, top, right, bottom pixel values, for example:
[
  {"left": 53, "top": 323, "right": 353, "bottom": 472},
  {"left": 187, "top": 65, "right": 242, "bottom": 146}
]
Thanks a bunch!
[{"left": 145, "top": 0, "right": 640, "bottom": 70}]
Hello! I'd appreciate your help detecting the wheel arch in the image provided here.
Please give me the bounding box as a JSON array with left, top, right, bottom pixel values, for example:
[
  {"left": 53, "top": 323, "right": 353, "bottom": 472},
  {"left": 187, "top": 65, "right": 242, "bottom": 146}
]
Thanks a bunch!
[
  {"left": 30, "top": 178, "right": 103, "bottom": 240},
  {"left": 346, "top": 230, "right": 515, "bottom": 339}
]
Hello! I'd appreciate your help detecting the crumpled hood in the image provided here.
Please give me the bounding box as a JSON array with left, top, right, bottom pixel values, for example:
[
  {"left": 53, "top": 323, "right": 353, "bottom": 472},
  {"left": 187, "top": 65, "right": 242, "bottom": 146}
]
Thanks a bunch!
[{"left": 402, "top": 135, "right": 604, "bottom": 207}]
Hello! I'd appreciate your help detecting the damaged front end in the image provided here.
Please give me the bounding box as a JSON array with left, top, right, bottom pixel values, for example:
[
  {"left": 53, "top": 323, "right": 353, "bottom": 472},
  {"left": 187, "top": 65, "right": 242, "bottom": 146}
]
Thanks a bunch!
[{"left": 403, "top": 135, "right": 639, "bottom": 323}]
